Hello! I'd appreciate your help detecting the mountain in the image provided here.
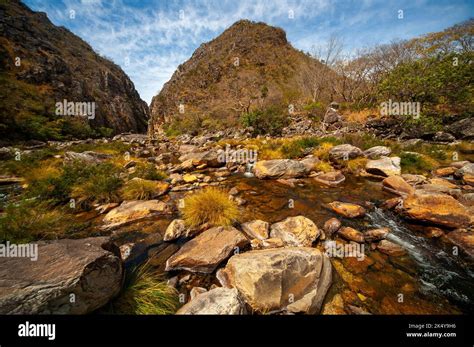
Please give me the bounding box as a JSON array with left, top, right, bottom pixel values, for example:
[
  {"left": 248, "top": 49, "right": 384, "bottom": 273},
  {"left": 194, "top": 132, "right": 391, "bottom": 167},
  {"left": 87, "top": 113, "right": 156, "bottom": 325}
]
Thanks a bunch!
[
  {"left": 0, "top": 0, "right": 149, "bottom": 141},
  {"left": 149, "top": 20, "right": 334, "bottom": 135}
]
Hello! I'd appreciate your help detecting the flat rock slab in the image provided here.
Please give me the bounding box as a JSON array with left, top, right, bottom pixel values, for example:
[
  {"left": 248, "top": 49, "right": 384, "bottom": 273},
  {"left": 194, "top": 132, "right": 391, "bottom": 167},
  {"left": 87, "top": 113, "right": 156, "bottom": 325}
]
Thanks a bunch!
[
  {"left": 177, "top": 287, "right": 246, "bottom": 314},
  {"left": 328, "top": 201, "right": 366, "bottom": 218},
  {"left": 254, "top": 159, "right": 309, "bottom": 179},
  {"left": 366, "top": 157, "right": 401, "bottom": 177},
  {"left": 402, "top": 191, "right": 472, "bottom": 228},
  {"left": 221, "top": 247, "right": 332, "bottom": 314},
  {"left": 103, "top": 200, "right": 169, "bottom": 228},
  {"left": 0, "top": 237, "right": 123, "bottom": 314},
  {"left": 270, "top": 215, "right": 320, "bottom": 247},
  {"left": 165, "top": 226, "right": 248, "bottom": 273}
]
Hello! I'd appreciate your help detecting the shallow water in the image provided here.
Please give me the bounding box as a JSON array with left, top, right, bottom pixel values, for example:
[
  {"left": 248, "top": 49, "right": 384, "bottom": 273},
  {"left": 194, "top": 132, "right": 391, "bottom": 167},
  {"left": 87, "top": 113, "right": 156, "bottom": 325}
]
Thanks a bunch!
[{"left": 220, "top": 174, "right": 474, "bottom": 314}]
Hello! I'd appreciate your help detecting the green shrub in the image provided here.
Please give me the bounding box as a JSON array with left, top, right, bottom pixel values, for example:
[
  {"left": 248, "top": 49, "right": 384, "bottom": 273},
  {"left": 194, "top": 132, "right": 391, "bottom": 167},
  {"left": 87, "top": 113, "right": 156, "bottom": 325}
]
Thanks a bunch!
[
  {"left": 241, "top": 106, "right": 289, "bottom": 136},
  {"left": 0, "top": 200, "right": 87, "bottom": 243},
  {"left": 400, "top": 152, "right": 437, "bottom": 174}
]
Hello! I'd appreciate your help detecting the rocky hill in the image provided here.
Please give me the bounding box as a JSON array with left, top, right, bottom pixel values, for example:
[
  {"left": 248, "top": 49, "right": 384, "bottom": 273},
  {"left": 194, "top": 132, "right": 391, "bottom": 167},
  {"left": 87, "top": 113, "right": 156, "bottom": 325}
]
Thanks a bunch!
[
  {"left": 0, "top": 0, "right": 149, "bottom": 141},
  {"left": 149, "top": 20, "right": 335, "bottom": 135}
]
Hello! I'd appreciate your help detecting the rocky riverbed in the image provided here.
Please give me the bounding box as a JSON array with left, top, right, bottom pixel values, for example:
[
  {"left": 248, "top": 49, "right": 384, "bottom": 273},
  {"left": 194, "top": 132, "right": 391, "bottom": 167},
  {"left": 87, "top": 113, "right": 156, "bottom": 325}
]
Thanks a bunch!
[{"left": 0, "top": 132, "right": 473, "bottom": 315}]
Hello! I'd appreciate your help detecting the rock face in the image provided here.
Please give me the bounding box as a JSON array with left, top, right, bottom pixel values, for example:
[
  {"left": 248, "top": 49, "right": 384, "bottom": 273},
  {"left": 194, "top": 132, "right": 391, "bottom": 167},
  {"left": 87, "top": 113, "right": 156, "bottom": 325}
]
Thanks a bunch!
[
  {"left": 0, "top": 1, "right": 148, "bottom": 139},
  {"left": 177, "top": 287, "right": 246, "bottom": 315},
  {"left": 269, "top": 216, "right": 320, "bottom": 247},
  {"left": 402, "top": 192, "right": 472, "bottom": 228},
  {"left": 329, "top": 144, "right": 363, "bottom": 161},
  {"left": 254, "top": 159, "right": 309, "bottom": 179},
  {"left": 103, "top": 200, "right": 169, "bottom": 228},
  {"left": 327, "top": 201, "right": 366, "bottom": 218},
  {"left": 0, "top": 237, "right": 123, "bottom": 314},
  {"left": 365, "top": 157, "right": 401, "bottom": 177},
  {"left": 165, "top": 226, "right": 248, "bottom": 273},
  {"left": 149, "top": 19, "right": 335, "bottom": 135},
  {"left": 221, "top": 247, "right": 332, "bottom": 314}
]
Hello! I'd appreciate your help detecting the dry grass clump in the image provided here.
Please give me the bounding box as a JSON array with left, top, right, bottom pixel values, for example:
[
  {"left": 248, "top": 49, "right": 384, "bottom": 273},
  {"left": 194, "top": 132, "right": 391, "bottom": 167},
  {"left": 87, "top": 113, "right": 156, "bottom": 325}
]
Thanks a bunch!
[
  {"left": 182, "top": 187, "right": 239, "bottom": 228},
  {"left": 112, "top": 263, "right": 179, "bottom": 315}
]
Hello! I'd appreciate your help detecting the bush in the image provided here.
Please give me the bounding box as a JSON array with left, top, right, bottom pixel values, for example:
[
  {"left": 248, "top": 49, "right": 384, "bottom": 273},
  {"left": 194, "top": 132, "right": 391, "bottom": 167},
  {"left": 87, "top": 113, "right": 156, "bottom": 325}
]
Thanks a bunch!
[
  {"left": 130, "top": 163, "right": 167, "bottom": 181},
  {"left": 182, "top": 187, "right": 239, "bottom": 228},
  {"left": 281, "top": 137, "right": 320, "bottom": 159},
  {"left": 70, "top": 164, "right": 123, "bottom": 208},
  {"left": 400, "top": 152, "right": 437, "bottom": 174},
  {"left": 121, "top": 179, "right": 166, "bottom": 200},
  {"left": 0, "top": 200, "right": 87, "bottom": 243},
  {"left": 111, "top": 263, "right": 179, "bottom": 315},
  {"left": 241, "top": 106, "right": 289, "bottom": 136}
]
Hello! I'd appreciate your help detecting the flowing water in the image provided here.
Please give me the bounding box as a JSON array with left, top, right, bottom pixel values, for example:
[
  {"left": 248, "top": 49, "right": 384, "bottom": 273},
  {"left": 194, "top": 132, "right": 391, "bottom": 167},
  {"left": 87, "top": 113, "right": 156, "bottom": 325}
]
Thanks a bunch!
[{"left": 221, "top": 174, "right": 474, "bottom": 314}]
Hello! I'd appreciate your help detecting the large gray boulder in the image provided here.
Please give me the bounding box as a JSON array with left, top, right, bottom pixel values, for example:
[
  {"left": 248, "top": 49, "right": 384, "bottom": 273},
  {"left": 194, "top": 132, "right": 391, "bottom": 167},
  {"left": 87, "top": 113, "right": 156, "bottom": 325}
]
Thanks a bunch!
[
  {"left": 0, "top": 237, "right": 123, "bottom": 314},
  {"left": 329, "top": 144, "right": 363, "bottom": 161},
  {"left": 177, "top": 287, "right": 246, "bottom": 314},
  {"left": 254, "top": 159, "right": 309, "bottom": 179},
  {"left": 220, "top": 247, "right": 332, "bottom": 314},
  {"left": 269, "top": 216, "right": 320, "bottom": 247}
]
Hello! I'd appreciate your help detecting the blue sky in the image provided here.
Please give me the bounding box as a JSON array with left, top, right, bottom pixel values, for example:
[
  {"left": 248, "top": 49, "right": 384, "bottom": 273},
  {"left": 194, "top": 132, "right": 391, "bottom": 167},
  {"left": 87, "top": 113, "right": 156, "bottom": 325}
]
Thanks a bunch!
[{"left": 23, "top": 0, "right": 473, "bottom": 104}]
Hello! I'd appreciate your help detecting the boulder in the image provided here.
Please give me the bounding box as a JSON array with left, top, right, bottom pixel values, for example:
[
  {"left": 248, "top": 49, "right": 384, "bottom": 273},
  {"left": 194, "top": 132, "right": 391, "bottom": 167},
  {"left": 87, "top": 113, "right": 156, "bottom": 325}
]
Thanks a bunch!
[
  {"left": 179, "top": 150, "right": 221, "bottom": 167},
  {"left": 434, "top": 167, "right": 456, "bottom": 177},
  {"left": 402, "top": 192, "right": 472, "bottom": 228},
  {"left": 64, "top": 151, "right": 112, "bottom": 164},
  {"left": 323, "top": 107, "right": 342, "bottom": 124},
  {"left": 323, "top": 218, "right": 342, "bottom": 236},
  {"left": 446, "top": 118, "right": 474, "bottom": 140},
  {"left": 0, "top": 237, "right": 123, "bottom": 314},
  {"left": 176, "top": 287, "right": 246, "bottom": 315},
  {"left": 241, "top": 220, "right": 269, "bottom": 240},
  {"left": 364, "top": 228, "right": 390, "bottom": 242},
  {"left": 254, "top": 159, "right": 309, "bottom": 179},
  {"left": 327, "top": 201, "right": 366, "bottom": 218},
  {"left": 329, "top": 144, "right": 363, "bottom": 161},
  {"left": 382, "top": 175, "right": 415, "bottom": 196},
  {"left": 300, "top": 156, "right": 320, "bottom": 171},
  {"left": 103, "top": 200, "right": 169, "bottom": 228},
  {"left": 365, "top": 157, "right": 401, "bottom": 177},
  {"left": 164, "top": 219, "right": 190, "bottom": 241},
  {"left": 269, "top": 216, "right": 320, "bottom": 247},
  {"left": 456, "top": 163, "right": 474, "bottom": 178},
  {"left": 250, "top": 237, "right": 285, "bottom": 249},
  {"left": 165, "top": 226, "right": 248, "bottom": 273},
  {"left": 363, "top": 146, "right": 392, "bottom": 159},
  {"left": 313, "top": 171, "right": 346, "bottom": 186},
  {"left": 445, "top": 229, "right": 474, "bottom": 260},
  {"left": 337, "top": 227, "right": 365, "bottom": 243},
  {"left": 222, "top": 247, "right": 332, "bottom": 314},
  {"left": 377, "top": 240, "right": 406, "bottom": 256}
]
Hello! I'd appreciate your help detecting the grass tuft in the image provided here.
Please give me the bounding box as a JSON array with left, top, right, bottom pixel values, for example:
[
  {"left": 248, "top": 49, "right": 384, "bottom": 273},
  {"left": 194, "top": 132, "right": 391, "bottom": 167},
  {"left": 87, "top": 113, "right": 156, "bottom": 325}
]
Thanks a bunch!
[
  {"left": 112, "top": 263, "right": 179, "bottom": 315},
  {"left": 182, "top": 187, "right": 239, "bottom": 228}
]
